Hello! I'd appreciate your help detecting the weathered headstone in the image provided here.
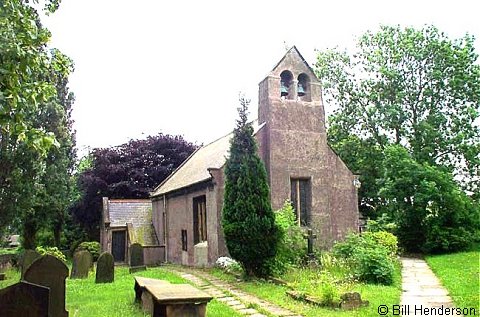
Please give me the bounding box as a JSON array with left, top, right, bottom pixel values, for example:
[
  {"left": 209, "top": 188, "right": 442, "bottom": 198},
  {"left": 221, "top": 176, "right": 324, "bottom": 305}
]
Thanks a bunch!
[
  {"left": 129, "top": 243, "right": 146, "bottom": 273},
  {"left": 95, "top": 252, "right": 114, "bottom": 283},
  {"left": 0, "top": 281, "right": 50, "bottom": 317},
  {"left": 19, "top": 249, "right": 41, "bottom": 279},
  {"left": 339, "top": 292, "right": 369, "bottom": 310},
  {"left": 70, "top": 250, "right": 92, "bottom": 279},
  {"left": 24, "top": 255, "right": 69, "bottom": 317}
]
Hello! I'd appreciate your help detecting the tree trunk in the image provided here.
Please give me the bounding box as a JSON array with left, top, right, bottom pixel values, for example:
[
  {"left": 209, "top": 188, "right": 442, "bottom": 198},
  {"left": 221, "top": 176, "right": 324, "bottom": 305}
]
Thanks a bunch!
[{"left": 23, "top": 218, "right": 37, "bottom": 250}]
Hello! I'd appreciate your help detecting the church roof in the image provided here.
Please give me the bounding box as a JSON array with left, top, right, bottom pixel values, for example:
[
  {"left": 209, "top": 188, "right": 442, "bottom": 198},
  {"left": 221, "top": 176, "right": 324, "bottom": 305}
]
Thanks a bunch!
[
  {"left": 270, "top": 45, "right": 317, "bottom": 79},
  {"left": 107, "top": 199, "right": 159, "bottom": 246},
  {"left": 151, "top": 121, "right": 264, "bottom": 197}
]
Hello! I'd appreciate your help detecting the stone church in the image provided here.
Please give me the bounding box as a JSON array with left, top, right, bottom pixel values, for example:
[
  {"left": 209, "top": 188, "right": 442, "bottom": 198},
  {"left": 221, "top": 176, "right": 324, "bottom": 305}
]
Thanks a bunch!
[{"left": 150, "top": 46, "right": 359, "bottom": 266}]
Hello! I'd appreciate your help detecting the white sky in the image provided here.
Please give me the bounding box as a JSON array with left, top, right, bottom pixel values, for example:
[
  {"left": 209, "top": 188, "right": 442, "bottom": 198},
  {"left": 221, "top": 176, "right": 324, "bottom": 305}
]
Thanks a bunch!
[{"left": 41, "top": 0, "right": 480, "bottom": 155}]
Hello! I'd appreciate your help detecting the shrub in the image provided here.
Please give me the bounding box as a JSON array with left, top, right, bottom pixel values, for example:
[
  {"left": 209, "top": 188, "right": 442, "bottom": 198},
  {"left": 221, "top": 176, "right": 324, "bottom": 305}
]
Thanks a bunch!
[
  {"left": 333, "top": 232, "right": 396, "bottom": 285},
  {"left": 354, "top": 245, "right": 394, "bottom": 285},
  {"left": 76, "top": 241, "right": 101, "bottom": 261},
  {"left": 268, "top": 201, "right": 306, "bottom": 275},
  {"left": 36, "top": 246, "right": 67, "bottom": 263},
  {"left": 363, "top": 231, "right": 398, "bottom": 258}
]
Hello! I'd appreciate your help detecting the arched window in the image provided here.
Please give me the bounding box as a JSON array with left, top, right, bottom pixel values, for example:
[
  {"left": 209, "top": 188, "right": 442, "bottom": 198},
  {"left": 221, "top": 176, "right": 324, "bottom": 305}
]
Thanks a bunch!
[
  {"left": 297, "top": 73, "right": 311, "bottom": 101},
  {"left": 280, "top": 70, "right": 293, "bottom": 99}
]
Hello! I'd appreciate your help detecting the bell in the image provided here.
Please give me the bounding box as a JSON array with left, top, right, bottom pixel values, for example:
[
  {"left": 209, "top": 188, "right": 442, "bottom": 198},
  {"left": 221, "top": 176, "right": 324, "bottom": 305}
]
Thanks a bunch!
[
  {"left": 298, "top": 83, "right": 305, "bottom": 96},
  {"left": 280, "top": 83, "right": 288, "bottom": 97}
]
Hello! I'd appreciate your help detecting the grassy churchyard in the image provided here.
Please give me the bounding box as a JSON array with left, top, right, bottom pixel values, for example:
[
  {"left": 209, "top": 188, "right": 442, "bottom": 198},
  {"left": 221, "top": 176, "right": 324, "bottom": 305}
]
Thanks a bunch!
[
  {"left": 0, "top": 245, "right": 479, "bottom": 316},
  {"left": 425, "top": 244, "right": 480, "bottom": 311}
]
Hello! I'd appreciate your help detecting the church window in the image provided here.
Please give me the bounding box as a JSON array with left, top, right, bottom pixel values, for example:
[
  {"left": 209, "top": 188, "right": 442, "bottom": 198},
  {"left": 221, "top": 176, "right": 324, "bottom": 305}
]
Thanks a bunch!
[
  {"left": 193, "top": 195, "right": 207, "bottom": 244},
  {"left": 297, "top": 73, "right": 311, "bottom": 101},
  {"left": 290, "top": 178, "right": 311, "bottom": 226},
  {"left": 280, "top": 70, "right": 293, "bottom": 99},
  {"left": 181, "top": 229, "right": 188, "bottom": 251}
]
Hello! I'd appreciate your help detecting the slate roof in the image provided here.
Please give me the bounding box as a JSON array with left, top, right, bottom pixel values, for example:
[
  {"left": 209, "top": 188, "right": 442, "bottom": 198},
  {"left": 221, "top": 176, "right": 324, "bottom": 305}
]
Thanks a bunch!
[
  {"left": 151, "top": 121, "right": 265, "bottom": 197},
  {"left": 107, "top": 199, "right": 158, "bottom": 246}
]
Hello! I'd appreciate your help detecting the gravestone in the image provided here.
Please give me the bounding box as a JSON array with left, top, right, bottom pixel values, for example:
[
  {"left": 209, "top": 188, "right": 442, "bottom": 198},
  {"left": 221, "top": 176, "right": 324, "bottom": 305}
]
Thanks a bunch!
[
  {"left": 303, "top": 228, "right": 318, "bottom": 266},
  {"left": 339, "top": 292, "right": 369, "bottom": 310},
  {"left": 95, "top": 252, "right": 114, "bottom": 283},
  {"left": 19, "top": 249, "right": 41, "bottom": 279},
  {"left": 0, "top": 281, "right": 50, "bottom": 317},
  {"left": 129, "top": 243, "right": 146, "bottom": 273},
  {"left": 70, "top": 250, "right": 92, "bottom": 279},
  {"left": 24, "top": 255, "right": 69, "bottom": 317}
]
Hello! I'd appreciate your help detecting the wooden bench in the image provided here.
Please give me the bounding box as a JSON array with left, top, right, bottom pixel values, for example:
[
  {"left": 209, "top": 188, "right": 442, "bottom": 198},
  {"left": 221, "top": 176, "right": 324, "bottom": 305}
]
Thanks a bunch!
[{"left": 134, "top": 276, "right": 213, "bottom": 317}]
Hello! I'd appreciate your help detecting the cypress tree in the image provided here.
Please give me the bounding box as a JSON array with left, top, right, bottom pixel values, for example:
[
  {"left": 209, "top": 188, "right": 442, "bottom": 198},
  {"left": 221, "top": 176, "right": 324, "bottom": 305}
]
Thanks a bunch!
[{"left": 222, "top": 95, "right": 279, "bottom": 277}]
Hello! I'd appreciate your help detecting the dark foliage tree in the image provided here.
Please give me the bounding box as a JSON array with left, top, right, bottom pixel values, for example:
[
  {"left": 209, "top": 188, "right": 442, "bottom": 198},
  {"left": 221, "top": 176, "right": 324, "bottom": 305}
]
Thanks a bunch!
[
  {"left": 71, "top": 134, "right": 197, "bottom": 240},
  {"left": 222, "top": 95, "right": 279, "bottom": 277},
  {"left": 316, "top": 25, "right": 480, "bottom": 252}
]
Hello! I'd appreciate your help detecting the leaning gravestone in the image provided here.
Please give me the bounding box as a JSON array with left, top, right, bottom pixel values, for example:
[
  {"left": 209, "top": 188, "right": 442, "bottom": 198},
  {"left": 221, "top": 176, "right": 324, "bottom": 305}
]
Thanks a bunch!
[
  {"left": 0, "top": 281, "right": 50, "bottom": 317},
  {"left": 129, "top": 243, "right": 146, "bottom": 273},
  {"left": 24, "top": 255, "right": 69, "bottom": 317},
  {"left": 70, "top": 250, "right": 92, "bottom": 279},
  {"left": 95, "top": 252, "right": 114, "bottom": 283},
  {"left": 19, "top": 249, "right": 41, "bottom": 279}
]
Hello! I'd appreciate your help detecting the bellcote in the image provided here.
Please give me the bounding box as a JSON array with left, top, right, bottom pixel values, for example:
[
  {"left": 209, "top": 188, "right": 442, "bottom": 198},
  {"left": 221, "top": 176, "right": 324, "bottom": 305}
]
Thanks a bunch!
[{"left": 259, "top": 46, "right": 322, "bottom": 103}]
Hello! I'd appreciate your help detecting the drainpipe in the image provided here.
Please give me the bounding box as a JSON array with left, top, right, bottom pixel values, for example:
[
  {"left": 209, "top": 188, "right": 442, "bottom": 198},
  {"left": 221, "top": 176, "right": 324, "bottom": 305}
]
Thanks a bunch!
[{"left": 163, "top": 195, "right": 168, "bottom": 263}]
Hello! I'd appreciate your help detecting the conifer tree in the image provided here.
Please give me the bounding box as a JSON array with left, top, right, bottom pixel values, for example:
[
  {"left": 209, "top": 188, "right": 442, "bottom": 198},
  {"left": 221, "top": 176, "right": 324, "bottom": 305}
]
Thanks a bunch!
[{"left": 222, "top": 95, "right": 279, "bottom": 277}]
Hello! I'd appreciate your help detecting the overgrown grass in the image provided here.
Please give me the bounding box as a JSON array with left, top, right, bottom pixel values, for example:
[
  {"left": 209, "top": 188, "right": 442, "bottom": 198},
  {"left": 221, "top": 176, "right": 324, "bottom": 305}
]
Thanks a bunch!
[
  {"left": 1, "top": 265, "right": 242, "bottom": 317},
  {"left": 210, "top": 260, "right": 402, "bottom": 317},
  {"left": 425, "top": 245, "right": 480, "bottom": 311}
]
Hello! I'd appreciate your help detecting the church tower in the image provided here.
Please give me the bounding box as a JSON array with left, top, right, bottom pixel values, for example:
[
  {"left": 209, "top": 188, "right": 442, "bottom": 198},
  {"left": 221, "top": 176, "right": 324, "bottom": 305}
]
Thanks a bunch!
[{"left": 257, "top": 46, "right": 359, "bottom": 246}]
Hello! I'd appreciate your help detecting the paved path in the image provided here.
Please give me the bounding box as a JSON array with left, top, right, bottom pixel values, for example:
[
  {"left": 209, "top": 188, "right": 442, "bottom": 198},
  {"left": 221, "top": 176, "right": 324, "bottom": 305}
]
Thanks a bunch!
[
  {"left": 165, "top": 266, "right": 303, "bottom": 317},
  {"left": 400, "top": 257, "right": 457, "bottom": 316}
]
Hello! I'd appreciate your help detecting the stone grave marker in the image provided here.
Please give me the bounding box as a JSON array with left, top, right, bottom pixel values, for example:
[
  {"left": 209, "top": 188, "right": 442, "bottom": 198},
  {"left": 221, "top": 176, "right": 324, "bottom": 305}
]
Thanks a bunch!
[
  {"left": 339, "top": 292, "right": 369, "bottom": 310},
  {"left": 19, "top": 249, "right": 41, "bottom": 279},
  {"left": 95, "top": 252, "right": 114, "bottom": 283},
  {"left": 129, "top": 243, "right": 146, "bottom": 273},
  {"left": 24, "top": 254, "right": 69, "bottom": 317},
  {"left": 0, "top": 280, "right": 50, "bottom": 317},
  {"left": 70, "top": 250, "right": 92, "bottom": 279}
]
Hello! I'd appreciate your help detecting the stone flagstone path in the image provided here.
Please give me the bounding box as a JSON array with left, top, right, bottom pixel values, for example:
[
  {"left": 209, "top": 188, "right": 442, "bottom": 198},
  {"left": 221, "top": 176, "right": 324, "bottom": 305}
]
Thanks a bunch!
[
  {"left": 165, "top": 266, "right": 303, "bottom": 317},
  {"left": 400, "top": 257, "right": 457, "bottom": 316}
]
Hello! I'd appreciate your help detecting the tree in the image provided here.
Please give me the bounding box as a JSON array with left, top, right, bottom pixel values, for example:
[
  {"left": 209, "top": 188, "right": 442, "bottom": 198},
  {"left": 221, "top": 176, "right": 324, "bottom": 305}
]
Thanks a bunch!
[
  {"left": 0, "top": 0, "right": 74, "bottom": 248},
  {"left": 71, "top": 134, "right": 197, "bottom": 240},
  {"left": 316, "top": 25, "right": 480, "bottom": 252},
  {"left": 222, "top": 95, "right": 279, "bottom": 277}
]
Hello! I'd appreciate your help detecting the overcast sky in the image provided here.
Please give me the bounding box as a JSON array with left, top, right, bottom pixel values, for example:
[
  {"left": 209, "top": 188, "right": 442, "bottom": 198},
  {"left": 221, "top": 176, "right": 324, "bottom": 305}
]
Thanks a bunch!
[{"left": 41, "top": 0, "right": 480, "bottom": 156}]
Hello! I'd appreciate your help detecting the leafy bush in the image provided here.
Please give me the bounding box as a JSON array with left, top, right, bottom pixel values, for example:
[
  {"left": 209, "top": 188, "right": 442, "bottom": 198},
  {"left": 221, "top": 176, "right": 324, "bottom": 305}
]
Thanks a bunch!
[
  {"left": 268, "top": 201, "right": 306, "bottom": 275},
  {"left": 36, "top": 246, "right": 67, "bottom": 263},
  {"left": 365, "top": 214, "right": 397, "bottom": 233},
  {"left": 76, "top": 241, "right": 101, "bottom": 261},
  {"left": 333, "top": 232, "right": 397, "bottom": 285},
  {"left": 362, "top": 231, "right": 398, "bottom": 258},
  {"left": 354, "top": 245, "right": 394, "bottom": 285}
]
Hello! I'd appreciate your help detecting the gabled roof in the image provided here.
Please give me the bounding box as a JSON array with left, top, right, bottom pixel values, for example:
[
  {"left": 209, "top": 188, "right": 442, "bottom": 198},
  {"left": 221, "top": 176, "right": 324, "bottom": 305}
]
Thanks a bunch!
[
  {"left": 107, "top": 199, "right": 158, "bottom": 246},
  {"left": 151, "top": 121, "right": 265, "bottom": 197},
  {"left": 271, "top": 45, "right": 318, "bottom": 79}
]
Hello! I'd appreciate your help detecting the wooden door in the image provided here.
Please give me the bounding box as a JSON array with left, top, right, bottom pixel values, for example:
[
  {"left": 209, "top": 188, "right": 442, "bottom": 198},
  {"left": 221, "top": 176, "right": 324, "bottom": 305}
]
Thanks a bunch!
[{"left": 112, "top": 230, "right": 126, "bottom": 262}]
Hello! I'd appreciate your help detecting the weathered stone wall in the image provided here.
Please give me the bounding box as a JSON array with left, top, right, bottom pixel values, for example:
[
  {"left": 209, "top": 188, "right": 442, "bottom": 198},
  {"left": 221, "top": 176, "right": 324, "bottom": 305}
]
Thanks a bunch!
[
  {"left": 153, "top": 183, "right": 223, "bottom": 266},
  {"left": 257, "top": 48, "right": 359, "bottom": 248}
]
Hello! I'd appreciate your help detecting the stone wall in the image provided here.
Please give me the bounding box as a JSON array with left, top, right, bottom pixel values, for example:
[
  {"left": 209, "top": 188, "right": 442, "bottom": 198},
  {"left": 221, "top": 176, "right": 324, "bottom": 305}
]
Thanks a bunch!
[{"left": 257, "top": 48, "right": 359, "bottom": 248}]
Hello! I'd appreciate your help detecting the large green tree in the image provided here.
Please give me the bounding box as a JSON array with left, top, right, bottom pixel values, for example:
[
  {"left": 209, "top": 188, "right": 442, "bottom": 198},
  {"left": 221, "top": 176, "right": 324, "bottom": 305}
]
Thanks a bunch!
[
  {"left": 315, "top": 25, "right": 480, "bottom": 252},
  {"left": 0, "top": 0, "right": 75, "bottom": 248},
  {"left": 222, "top": 95, "right": 279, "bottom": 277}
]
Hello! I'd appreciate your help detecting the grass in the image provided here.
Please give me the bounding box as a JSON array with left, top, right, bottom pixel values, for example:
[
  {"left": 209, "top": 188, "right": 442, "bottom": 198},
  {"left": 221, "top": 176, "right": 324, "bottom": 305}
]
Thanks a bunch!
[
  {"left": 1, "top": 265, "right": 242, "bottom": 317},
  {"left": 210, "top": 261, "right": 403, "bottom": 317},
  {"left": 425, "top": 245, "right": 480, "bottom": 311}
]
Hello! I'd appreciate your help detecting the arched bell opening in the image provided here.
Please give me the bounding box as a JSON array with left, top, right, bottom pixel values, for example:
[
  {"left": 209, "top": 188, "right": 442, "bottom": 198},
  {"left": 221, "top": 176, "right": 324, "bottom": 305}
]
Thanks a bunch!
[
  {"left": 297, "top": 73, "right": 311, "bottom": 101},
  {"left": 280, "top": 70, "right": 294, "bottom": 100}
]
